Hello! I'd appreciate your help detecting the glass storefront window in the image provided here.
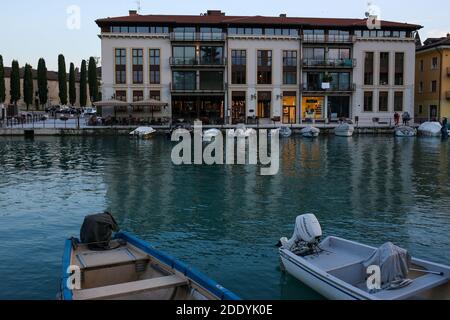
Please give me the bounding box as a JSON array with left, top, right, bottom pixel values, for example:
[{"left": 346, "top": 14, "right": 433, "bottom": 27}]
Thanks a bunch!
[
  {"left": 257, "top": 92, "right": 271, "bottom": 119},
  {"left": 232, "top": 91, "right": 246, "bottom": 124},
  {"left": 282, "top": 94, "right": 296, "bottom": 124},
  {"left": 302, "top": 97, "right": 324, "bottom": 119}
]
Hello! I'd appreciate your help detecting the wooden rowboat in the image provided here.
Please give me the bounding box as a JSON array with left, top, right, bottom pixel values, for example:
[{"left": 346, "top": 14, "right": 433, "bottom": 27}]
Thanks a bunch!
[{"left": 60, "top": 232, "right": 240, "bottom": 300}]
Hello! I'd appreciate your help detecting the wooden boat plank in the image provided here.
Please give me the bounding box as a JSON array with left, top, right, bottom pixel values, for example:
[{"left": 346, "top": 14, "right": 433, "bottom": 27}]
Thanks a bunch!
[
  {"left": 75, "top": 247, "right": 147, "bottom": 269},
  {"left": 74, "top": 275, "right": 189, "bottom": 300}
]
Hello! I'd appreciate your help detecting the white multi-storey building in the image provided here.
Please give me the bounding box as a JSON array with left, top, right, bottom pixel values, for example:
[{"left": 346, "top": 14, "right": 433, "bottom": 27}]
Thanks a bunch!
[{"left": 96, "top": 10, "right": 421, "bottom": 125}]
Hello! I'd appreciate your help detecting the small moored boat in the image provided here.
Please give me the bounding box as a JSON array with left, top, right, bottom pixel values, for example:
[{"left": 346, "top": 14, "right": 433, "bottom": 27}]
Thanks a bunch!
[
  {"left": 335, "top": 122, "right": 355, "bottom": 137},
  {"left": 279, "top": 127, "right": 293, "bottom": 138},
  {"left": 301, "top": 126, "right": 320, "bottom": 138},
  {"left": 130, "top": 127, "right": 156, "bottom": 139},
  {"left": 61, "top": 213, "right": 240, "bottom": 300},
  {"left": 203, "top": 128, "right": 222, "bottom": 142},
  {"left": 395, "top": 126, "right": 416, "bottom": 137},
  {"left": 418, "top": 122, "right": 442, "bottom": 137},
  {"left": 279, "top": 214, "right": 450, "bottom": 300}
]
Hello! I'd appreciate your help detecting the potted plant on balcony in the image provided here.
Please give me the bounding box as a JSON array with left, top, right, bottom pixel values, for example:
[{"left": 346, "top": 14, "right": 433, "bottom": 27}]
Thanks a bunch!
[{"left": 322, "top": 73, "right": 333, "bottom": 90}]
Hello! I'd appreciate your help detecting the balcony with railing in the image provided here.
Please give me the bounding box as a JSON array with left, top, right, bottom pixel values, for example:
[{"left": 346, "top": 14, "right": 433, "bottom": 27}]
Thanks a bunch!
[
  {"left": 302, "top": 34, "right": 356, "bottom": 43},
  {"left": 170, "top": 82, "right": 226, "bottom": 94},
  {"left": 170, "top": 32, "right": 226, "bottom": 42},
  {"left": 169, "top": 57, "right": 226, "bottom": 67},
  {"left": 302, "top": 58, "right": 356, "bottom": 68},
  {"left": 301, "top": 82, "right": 356, "bottom": 93}
]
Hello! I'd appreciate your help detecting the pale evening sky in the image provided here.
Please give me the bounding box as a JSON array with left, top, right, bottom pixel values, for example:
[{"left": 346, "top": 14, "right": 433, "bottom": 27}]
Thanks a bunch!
[{"left": 0, "top": 0, "right": 449, "bottom": 71}]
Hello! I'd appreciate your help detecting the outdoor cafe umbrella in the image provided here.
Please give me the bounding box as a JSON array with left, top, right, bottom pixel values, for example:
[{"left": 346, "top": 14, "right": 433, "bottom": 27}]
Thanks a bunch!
[
  {"left": 93, "top": 99, "right": 130, "bottom": 118},
  {"left": 131, "top": 99, "right": 168, "bottom": 121}
]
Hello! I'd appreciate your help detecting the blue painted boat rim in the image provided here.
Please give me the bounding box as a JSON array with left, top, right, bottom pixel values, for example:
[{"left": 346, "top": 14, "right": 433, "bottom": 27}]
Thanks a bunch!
[{"left": 61, "top": 238, "right": 75, "bottom": 300}]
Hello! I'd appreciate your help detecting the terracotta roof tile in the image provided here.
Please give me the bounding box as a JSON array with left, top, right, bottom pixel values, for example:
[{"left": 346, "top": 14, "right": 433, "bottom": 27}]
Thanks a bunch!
[
  {"left": 417, "top": 36, "right": 450, "bottom": 51},
  {"left": 96, "top": 13, "right": 422, "bottom": 30}
]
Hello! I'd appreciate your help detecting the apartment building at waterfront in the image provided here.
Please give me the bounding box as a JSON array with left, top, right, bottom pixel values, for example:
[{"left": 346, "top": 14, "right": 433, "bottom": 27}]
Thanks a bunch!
[
  {"left": 415, "top": 35, "right": 450, "bottom": 121},
  {"left": 96, "top": 10, "right": 421, "bottom": 125}
]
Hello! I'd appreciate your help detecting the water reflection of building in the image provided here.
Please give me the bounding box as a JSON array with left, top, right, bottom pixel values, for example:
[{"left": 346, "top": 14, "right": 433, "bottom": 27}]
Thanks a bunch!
[
  {"left": 349, "top": 138, "right": 414, "bottom": 223},
  {"left": 103, "top": 139, "right": 176, "bottom": 229}
]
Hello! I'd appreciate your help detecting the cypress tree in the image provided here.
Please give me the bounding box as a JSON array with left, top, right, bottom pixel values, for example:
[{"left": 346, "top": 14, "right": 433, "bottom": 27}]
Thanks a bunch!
[
  {"left": 37, "top": 58, "right": 48, "bottom": 109},
  {"left": 88, "top": 57, "right": 99, "bottom": 103},
  {"left": 0, "top": 55, "right": 5, "bottom": 104},
  {"left": 23, "top": 64, "right": 34, "bottom": 110},
  {"left": 79, "top": 60, "right": 87, "bottom": 107},
  {"left": 10, "top": 60, "right": 21, "bottom": 106},
  {"left": 69, "top": 63, "right": 76, "bottom": 106},
  {"left": 58, "top": 54, "right": 67, "bottom": 105}
]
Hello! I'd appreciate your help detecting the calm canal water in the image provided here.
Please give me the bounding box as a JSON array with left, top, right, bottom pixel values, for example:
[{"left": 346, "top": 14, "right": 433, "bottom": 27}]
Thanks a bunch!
[{"left": 0, "top": 135, "right": 449, "bottom": 300}]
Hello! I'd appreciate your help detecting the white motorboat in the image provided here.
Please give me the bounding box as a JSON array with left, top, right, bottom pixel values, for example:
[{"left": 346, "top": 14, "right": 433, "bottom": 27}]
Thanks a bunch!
[
  {"left": 301, "top": 126, "right": 320, "bottom": 138},
  {"left": 395, "top": 126, "right": 417, "bottom": 137},
  {"left": 130, "top": 127, "right": 157, "bottom": 139},
  {"left": 279, "top": 214, "right": 450, "bottom": 300},
  {"left": 418, "top": 122, "right": 442, "bottom": 137},
  {"left": 279, "top": 127, "right": 293, "bottom": 138},
  {"left": 203, "top": 128, "right": 222, "bottom": 142},
  {"left": 335, "top": 123, "right": 355, "bottom": 137}
]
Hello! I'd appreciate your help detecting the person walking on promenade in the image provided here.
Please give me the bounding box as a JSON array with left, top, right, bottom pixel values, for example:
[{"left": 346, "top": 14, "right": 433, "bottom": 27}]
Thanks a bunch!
[
  {"left": 442, "top": 117, "right": 449, "bottom": 139},
  {"left": 394, "top": 112, "right": 400, "bottom": 126},
  {"left": 402, "top": 111, "right": 411, "bottom": 126}
]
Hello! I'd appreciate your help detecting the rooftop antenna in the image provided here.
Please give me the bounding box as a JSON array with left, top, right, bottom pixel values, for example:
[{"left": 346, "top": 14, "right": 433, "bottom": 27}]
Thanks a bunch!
[{"left": 135, "top": 0, "right": 142, "bottom": 14}]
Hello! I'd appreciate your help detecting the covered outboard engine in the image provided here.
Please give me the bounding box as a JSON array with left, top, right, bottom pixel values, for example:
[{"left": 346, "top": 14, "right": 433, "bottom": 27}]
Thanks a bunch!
[
  {"left": 280, "top": 214, "right": 322, "bottom": 256},
  {"left": 80, "top": 212, "right": 120, "bottom": 250}
]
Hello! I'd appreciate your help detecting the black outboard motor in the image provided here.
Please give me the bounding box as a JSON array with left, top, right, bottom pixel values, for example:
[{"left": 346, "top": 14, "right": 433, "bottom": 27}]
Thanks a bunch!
[{"left": 80, "top": 212, "right": 120, "bottom": 250}]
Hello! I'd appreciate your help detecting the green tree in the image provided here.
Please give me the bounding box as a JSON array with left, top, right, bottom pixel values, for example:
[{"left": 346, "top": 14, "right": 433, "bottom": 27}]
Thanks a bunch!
[
  {"left": 0, "top": 55, "right": 5, "bottom": 104},
  {"left": 58, "top": 54, "right": 67, "bottom": 105},
  {"left": 79, "top": 60, "right": 87, "bottom": 107},
  {"left": 10, "top": 60, "right": 21, "bottom": 106},
  {"left": 23, "top": 64, "right": 34, "bottom": 110},
  {"left": 37, "top": 58, "right": 48, "bottom": 109},
  {"left": 69, "top": 63, "right": 76, "bottom": 106},
  {"left": 88, "top": 57, "right": 99, "bottom": 103}
]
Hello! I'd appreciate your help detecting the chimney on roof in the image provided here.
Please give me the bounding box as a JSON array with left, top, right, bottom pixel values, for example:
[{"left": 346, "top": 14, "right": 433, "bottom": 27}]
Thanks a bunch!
[
  {"left": 129, "top": 10, "right": 138, "bottom": 16},
  {"left": 279, "top": 14, "right": 287, "bottom": 18},
  {"left": 206, "top": 10, "right": 225, "bottom": 16}
]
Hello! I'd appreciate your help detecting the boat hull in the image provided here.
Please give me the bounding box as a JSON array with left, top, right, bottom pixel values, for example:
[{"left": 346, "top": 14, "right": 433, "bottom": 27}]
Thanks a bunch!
[
  {"left": 395, "top": 126, "right": 416, "bottom": 137},
  {"left": 335, "top": 131, "right": 354, "bottom": 137},
  {"left": 280, "top": 249, "right": 368, "bottom": 300},
  {"left": 61, "top": 232, "right": 240, "bottom": 301},
  {"left": 302, "top": 132, "right": 320, "bottom": 138},
  {"left": 280, "top": 236, "right": 450, "bottom": 300}
]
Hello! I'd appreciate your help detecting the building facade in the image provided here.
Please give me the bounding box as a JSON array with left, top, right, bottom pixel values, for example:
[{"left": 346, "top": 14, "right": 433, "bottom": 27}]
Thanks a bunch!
[
  {"left": 96, "top": 10, "right": 421, "bottom": 125},
  {"left": 415, "top": 35, "right": 450, "bottom": 122}
]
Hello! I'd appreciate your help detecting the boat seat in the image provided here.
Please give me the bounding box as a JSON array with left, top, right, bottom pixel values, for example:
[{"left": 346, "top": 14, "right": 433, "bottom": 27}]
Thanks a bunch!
[
  {"left": 373, "top": 274, "right": 447, "bottom": 300},
  {"left": 75, "top": 247, "right": 148, "bottom": 269},
  {"left": 74, "top": 275, "right": 189, "bottom": 300}
]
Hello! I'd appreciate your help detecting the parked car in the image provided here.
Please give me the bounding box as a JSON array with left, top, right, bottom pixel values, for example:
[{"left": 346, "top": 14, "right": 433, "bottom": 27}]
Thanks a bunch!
[{"left": 83, "top": 107, "right": 97, "bottom": 117}]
